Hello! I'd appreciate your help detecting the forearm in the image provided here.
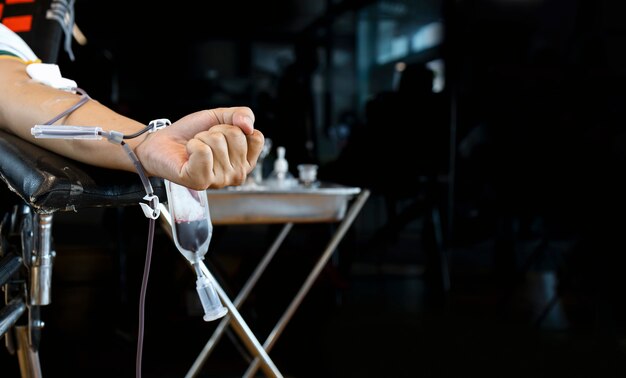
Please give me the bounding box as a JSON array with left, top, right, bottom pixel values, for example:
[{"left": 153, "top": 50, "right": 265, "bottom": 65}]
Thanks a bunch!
[
  {"left": 0, "top": 59, "right": 147, "bottom": 173},
  {"left": 0, "top": 58, "right": 264, "bottom": 190}
]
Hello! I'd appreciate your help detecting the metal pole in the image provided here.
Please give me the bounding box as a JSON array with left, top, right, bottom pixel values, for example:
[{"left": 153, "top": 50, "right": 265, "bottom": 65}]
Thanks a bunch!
[
  {"left": 243, "top": 189, "right": 370, "bottom": 378},
  {"left": 185, "top": 223, "right": 293, "bottom": 377}
]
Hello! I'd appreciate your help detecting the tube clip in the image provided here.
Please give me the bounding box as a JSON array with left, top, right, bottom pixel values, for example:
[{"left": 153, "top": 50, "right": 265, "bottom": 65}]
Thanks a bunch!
[
  {"left": 148, "top": 118, "right": 171, "bottom": 133},
  {"left": 139, "top": 193, "right": 161, "bottom": 219}
]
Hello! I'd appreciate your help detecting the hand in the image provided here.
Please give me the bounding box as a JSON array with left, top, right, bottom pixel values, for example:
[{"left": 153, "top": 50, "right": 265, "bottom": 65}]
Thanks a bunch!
[{"left": 134, "top": 107, "right": 265, "bottom": 190}]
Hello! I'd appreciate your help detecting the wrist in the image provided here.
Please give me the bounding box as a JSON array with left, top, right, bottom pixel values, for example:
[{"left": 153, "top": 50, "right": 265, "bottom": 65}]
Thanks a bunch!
[
  {"left": 127, "top": 118, "right": 171, "bottom": 178},
  {"left": 130, "top": 132, "right": 153, "bottom": 175}
]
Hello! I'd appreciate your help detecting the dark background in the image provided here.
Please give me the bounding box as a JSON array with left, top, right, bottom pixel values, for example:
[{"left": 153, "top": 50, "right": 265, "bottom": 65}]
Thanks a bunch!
[{"left": 4, "top": 0, "right": 626, "bottom": 377}]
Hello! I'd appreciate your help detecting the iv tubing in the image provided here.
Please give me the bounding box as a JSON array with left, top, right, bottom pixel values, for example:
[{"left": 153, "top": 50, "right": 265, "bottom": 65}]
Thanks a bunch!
[
  {"left": 136, "top": 216, "right": 156, "bottom": 378},
  {"left": 120, "top": 141, "right": 154, "bottom": 199},
  {"left": 31, "top": 86, "right": 161, "bottom": 378},
  {"left": 42, "top": 87, "right": 90, "bottom": 125}
]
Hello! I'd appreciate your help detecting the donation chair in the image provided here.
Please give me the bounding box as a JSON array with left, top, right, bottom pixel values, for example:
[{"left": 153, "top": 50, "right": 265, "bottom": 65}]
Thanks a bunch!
[{"left": 0, "top": 129, "right": 165, "bottom": 377}]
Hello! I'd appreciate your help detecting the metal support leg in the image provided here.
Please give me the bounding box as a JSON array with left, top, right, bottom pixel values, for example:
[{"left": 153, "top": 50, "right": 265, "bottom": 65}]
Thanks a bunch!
[
  {"left": 0, "top": 296, "right": 26, "bottom": 337},
  {"left": 31, "top": 213, "right": 54, "bottom": 306},
  {"left": 199, "top": 265, "right": 283, "bottom": 378},
  {"left": 242, "top": 189, "right": 370, "bottom": 378},
  {"left": 1, "top": 206, "right": 50, "bottom": 377},
  {"left": 0, "top": 254, "right": 23, "bottom": 288},
  {"left": 160, "top": 204, "right": 285, "bottom": 377},
  {"left": 186, "top": 222, "right": 294, "bottom": 377},
  {"left": 15, "top": 325, "right": 42, "bottom": 378}
]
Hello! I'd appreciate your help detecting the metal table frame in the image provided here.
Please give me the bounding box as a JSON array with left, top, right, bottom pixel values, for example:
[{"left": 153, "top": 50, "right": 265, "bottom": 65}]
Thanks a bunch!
[{"left": 159, "top": 183, "right": 370, "bottom": 378}]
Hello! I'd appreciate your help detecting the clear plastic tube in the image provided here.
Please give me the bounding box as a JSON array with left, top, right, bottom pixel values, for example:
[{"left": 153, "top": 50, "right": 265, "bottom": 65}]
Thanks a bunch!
[
  {"left": 121, "top": 143, "right": 154, "bottom": 201},
  {"left": 41, "top": 87, "right": 90, "bottom": 125},
  {"left": 196, "top": 271, "right": 228, "bottom": 321},
  {"left": 31, "top": 125, "right": 102, "bottom": 140}
]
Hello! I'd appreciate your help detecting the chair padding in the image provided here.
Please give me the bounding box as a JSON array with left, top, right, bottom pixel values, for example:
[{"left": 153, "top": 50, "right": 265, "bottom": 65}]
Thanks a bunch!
[{"left": 0, "top": 130, "right": 165, "bottom": 213}]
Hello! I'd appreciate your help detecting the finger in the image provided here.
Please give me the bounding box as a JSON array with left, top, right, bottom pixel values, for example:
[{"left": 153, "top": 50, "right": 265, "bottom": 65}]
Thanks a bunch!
[
  {"left": 246, "top": 129, "right": 265, "bottom": 171},
  {"left": 231, "top": 108, "right": 255, "bottom": 135},
  {"left": 195, "top": 125, "right": 249, "bottom": 186},
  {"left": 166, "top": 107, "right": 255, "bottom": 142},
  {"left": 207, "top": 107, "right": 256, "bottom": 135},
  {"left": 180, "top": 138, "right": 218, "bottom": 190}
]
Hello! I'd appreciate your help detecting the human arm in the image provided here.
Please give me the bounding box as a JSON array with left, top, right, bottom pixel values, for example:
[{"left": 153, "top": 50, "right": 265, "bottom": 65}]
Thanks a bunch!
[{"left": 0, "top": 58, "right": 264, "bottom": 190}]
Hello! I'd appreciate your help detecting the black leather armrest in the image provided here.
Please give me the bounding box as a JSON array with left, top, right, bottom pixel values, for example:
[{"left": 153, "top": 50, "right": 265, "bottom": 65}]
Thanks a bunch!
[{"left": 0, "top": 129, "right": 165, "bottom": 213}]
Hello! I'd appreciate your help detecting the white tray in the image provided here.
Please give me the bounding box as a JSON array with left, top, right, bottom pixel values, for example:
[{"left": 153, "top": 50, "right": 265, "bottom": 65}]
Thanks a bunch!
[{"left": 205, "top": 182, "right": 361, "bottom": 225}]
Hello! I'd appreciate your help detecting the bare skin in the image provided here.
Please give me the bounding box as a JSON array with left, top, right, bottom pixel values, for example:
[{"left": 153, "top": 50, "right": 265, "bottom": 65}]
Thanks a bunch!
[{"left": 0, "top": 58, "right": 265, "bottom": 190}]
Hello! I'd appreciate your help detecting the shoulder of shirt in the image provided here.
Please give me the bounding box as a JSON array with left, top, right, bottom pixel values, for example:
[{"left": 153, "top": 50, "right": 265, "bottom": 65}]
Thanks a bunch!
[
  {"left": 0, "top": 23, "right": 40, "bottom": 63},
  {"left": 0, "top": 53, "right": 41, "bottom": 64}
]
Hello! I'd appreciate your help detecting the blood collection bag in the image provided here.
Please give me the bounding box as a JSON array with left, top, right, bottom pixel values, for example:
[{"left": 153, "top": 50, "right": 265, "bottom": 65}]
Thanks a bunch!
[{"left": 164, "top": 180, "right": 227, "bottom": 321}]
